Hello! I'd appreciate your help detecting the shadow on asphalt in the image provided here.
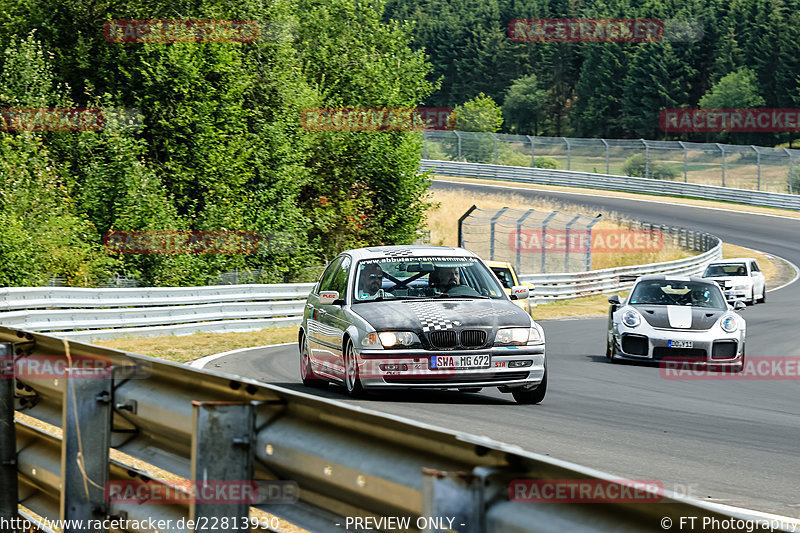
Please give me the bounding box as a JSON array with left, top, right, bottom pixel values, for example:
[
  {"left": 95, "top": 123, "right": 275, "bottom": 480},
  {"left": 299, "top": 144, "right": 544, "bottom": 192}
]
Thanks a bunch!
[{"left": 270, "top": 381, "right": 517, "bottom": 405}]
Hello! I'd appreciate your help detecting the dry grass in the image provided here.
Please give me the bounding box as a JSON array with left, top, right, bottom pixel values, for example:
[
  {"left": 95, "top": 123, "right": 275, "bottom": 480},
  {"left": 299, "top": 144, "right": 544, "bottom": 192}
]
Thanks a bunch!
[
  {"left": 427, "top": 188, "right": 693, "bottom": 270},
  {"left": 435, "top": 176, "right": 800, "bottom": 220},
  {"left": 721, "top": 242, "right": 777, "bottom": 282},
  {"left": 94, "top": 327, "right": 299, "bottom": 363}
]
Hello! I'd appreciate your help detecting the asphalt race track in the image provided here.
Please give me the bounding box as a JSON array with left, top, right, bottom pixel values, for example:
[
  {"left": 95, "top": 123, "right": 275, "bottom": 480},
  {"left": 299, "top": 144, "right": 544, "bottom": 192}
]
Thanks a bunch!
[{"left": 200, "top": 181, "right": 800, "bottom": 518}]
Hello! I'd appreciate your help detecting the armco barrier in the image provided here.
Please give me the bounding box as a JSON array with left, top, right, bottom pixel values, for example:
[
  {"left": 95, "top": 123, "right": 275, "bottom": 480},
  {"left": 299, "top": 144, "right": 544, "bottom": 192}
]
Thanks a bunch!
[
  {"left": 3, "top": 327, "right": 796, "bottom": 533},
  {"left": 422, "top": 159, "right": 800, "bottom": 211},
  {"left": 0, "top": 232, "right": 720, "bottom": 339}
]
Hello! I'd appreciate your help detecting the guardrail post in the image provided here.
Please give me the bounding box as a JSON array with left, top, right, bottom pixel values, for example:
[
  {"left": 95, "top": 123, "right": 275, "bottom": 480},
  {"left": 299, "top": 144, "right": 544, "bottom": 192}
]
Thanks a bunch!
[
  {"left": 61, "top": 366, "right": 111, "bottom": 532},
  {"left": 527, "top": 135, "right": 535, "bottom": 167},
  {"left": 678, "top": 141, "right": 688, "bottom": 182},
  {"left": 458, "top": 205, "right": 478, "bottom": 248},
  {"left": 421, "top": 468, "right": 485, "bottom": 533},
  {"left": 0, "top": 343, "right": 17, "bottom": 526},
  {"left": 601, "top": 138, "right": 610, "bottom": 174},
  {"left": 717, "top": 143, "right": 726, "bottom": 187},
  {"left": 489, "top": 208, "right": 509, "bottom": 260},
  {"left": 540, "top": 211, "right": 559, "bottom": 273},
  {"left": 191, "top": 401, "right": 255, "bottom": 531}
]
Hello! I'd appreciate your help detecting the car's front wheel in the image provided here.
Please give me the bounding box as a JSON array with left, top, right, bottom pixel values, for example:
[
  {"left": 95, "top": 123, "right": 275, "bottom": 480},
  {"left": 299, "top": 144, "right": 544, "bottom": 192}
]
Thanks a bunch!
[
  {"left": 758, "top": 285, "right": 766, "bottom": 304},
  {"left": 511, "top": 369, "right": 547, "bottom": 404},
  {"left": 344, "top": 338, "right": 364, "bottom": 397},
  {"left": 606, "top": 335, "right": 617, "bottom": 363}
]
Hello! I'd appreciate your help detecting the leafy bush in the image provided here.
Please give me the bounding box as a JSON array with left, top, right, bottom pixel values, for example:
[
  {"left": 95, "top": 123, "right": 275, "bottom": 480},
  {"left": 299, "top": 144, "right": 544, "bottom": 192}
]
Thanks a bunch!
[
  {"left": 622, "top": 153, "right": 677, "bottom": 180},
  {"left": 534, "top": 156, "right": 560, "bottom": 169}
]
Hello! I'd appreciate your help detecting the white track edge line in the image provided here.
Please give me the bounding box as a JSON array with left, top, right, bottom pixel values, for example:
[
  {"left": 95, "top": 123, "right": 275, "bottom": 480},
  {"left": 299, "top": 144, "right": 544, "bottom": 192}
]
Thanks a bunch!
[{"left": 188, "top": 342, "right": 294, "bottom": 369}]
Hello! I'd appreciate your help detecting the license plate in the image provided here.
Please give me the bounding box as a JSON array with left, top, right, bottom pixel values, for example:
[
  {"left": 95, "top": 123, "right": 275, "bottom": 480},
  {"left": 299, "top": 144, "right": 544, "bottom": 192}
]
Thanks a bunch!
[
  {"left": 430, "top": 355, "right": 490, "bottom": 369},
  {"left": 668, "top": 340, "right": 693, "bottom": 348}
]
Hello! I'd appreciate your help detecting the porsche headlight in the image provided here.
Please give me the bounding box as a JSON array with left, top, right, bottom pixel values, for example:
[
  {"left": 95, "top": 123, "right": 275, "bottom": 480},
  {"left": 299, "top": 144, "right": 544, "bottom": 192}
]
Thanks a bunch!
[
  {"left": 622, "top": 309, "right": 641, "bottom": 328},
  {"left": 378, "top": 331, "right": 420, "bottom": 348},
  {"left": 495, "top": 328, "right": 529, "bottom": 345},
  {"left": 720, "top": 315, "right": 738, "bottom": 333}
]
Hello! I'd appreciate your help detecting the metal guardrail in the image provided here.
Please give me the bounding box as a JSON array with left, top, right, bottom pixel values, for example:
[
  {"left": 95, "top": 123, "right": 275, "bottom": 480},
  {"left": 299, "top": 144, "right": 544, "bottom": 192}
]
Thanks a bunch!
[
  {"left": 0, "top": 230, "right": 720, "bottom": 338},
  {"left": 0, "top": 284, "right": 315, "bottom": 340},
  {"left": 422, "top": 159, "right": 800, "bottom": 211},
  {"left": 3, "top": 327, "right": 794, "bottom": 533}
]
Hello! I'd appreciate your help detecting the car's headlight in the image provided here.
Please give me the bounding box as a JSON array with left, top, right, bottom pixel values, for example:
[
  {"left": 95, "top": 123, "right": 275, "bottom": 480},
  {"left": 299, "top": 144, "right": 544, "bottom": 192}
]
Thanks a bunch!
[
  {"left": 378, "top": 331, "right": 420, "bottom": 348},
  {"left": 362, "top": 332, "right": 382, "bottom": 348},
  {"left": 528, "top": 324, "right": 543, "bottom": 343},
  {"left": 720, "top": 315, "right": 738, "bottom": 333},
  {"left": 495, "top": 327, "right": 529, "bottom": 345},
  {"left": 731, "top": 284, "right": 749, "bottom": 291},
  {"left": 622, "top": 309, "right": 641, "bottom": 328}
]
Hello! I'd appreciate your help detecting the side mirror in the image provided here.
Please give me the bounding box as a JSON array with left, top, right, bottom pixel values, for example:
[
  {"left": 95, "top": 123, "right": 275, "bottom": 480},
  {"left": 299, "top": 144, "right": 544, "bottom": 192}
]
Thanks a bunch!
[
  {"left": 319, "top": 291, "right": 340, "bottom": 305},
  {"left": 510, "top": 285, "right": 529, "bottom": 300},
  {"left": 733, "top": 300, "right": 746, "bottom": 312},
  {"left": 608, "top": 295, "right": 621, "bottom": 306}
]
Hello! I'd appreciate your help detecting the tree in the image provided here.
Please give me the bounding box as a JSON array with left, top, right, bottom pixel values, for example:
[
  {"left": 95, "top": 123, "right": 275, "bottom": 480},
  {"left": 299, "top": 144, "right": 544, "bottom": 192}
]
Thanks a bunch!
[
  {"left": 503, "top": 74, "right": 547, "bottom": 135},
  {"left": 698, "top": 67, "right": 765, "bottom": 109},
  {"left": 572, "top": 43, "right": 628, "bottom": 138},
  {"left": 453, "top": 92, "right": 503, "bottom": 132}
]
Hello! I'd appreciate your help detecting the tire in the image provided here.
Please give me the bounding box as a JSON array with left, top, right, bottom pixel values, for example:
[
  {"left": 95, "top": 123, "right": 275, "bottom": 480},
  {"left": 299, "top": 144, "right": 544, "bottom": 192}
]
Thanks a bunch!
[
  {"left": 300, "top": 333, "right": 323, "bottom": 388},
  {"left": 606, "top": 335, "right": 617, "bottom": 363},
  {"left": 458, "top": 387, "right": 483, "bottom": 393},
  {"left": 343, "top": 339, "right": 364, "bottom": 397},
  {"left": 512, "top": 369, "right": 547, "bottom": 404},
  {"left": 758, "top": 286, "right": 766, "bottom": 304}
]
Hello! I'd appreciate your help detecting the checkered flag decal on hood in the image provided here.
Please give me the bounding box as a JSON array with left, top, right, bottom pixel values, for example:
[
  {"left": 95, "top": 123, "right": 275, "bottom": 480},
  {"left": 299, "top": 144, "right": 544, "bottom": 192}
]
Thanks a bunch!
[{"left": 404, "top": 301, "right": 454, "bottom": 332}]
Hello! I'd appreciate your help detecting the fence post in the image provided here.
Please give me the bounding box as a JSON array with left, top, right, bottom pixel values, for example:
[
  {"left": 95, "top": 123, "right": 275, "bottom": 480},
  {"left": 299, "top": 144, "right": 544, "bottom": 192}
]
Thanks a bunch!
[
  {"left": 423, "top": 132, "right": 428, "bottom": 159},
  {"left": 784, "top": 148, "right": 793, "bottom": 194},
  {"left": 564, "top": 214, "right": 582, "bottom": 272},
  {"left": 191, "top": 401, "right": 255, "bottom": 531},
  {"left": 753, "top": 146, "right": 760, "bottom": 190},
  {"left": 491, "top": 133, "right": 498, "bottom": 164},
  {"left": 540, "top": 212, "right": 559, "bottom": 273},
  {"left": 61, "top": 365, "right": 111, "bottom": 533},
  {"left": 458, "top": 205, "right": 478, "bottom": 248},
  {"left": 601, "top": 139, "right": 610, "bottom": 174},
  {"left": 515, "top": 209, "right": 536, "bottom": 275},
  {"left": 586, "top": 214, "right": 603, "bottom": 271},
  {"left": 678, "top": 141, "right": 688, "bottom": 182},
  {"left": 564, "top": 137, "right": 571, "bottom": 170},
  {"left": 717, "top": 143, "right": 726, "bottom": 187},
  {"left": 0, "top": 343, "right": 17, "bottom": 526},
  {"left": 489, "top": 208, "right": 509, "bottom": 260},
  {"left": 641, "top": 139, "right": 650, "bottom": 179},
  {"left": 527, "top": 135, "right": 535, "bottom": 167},
  {"left": 455, "top": 131, "right": 462, "bottom": 160}
]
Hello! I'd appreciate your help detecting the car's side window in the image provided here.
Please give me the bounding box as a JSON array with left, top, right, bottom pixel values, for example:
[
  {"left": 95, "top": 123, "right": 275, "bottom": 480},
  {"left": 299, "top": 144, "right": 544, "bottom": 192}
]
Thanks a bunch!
[
  {"left": 328, "top": 255, "right": 352, "bottom": 296},
  {"left": 751, "top": 261, "right": 760, "bottom": 273},
  {"left": 317, "top": 257, "right": 344, "bottom": 293}
]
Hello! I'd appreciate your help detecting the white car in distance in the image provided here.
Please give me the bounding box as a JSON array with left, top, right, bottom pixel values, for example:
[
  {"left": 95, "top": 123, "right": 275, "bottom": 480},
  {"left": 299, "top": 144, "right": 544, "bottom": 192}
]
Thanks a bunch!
[{"left": 701, "top": 258, "right": 766, "bottom": 305}]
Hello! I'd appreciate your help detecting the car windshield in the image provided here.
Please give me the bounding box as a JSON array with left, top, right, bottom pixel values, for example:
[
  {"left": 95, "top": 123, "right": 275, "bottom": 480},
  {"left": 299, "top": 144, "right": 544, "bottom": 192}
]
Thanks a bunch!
[
  {"left": 703, "top": 263, "right": 748, "bottom": 277},
  {"left": 628, "top": 280, "right": 727, "bottom": 309},
  {"left": 353, "top": 256, "right": 505, "bottom": 301}
]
